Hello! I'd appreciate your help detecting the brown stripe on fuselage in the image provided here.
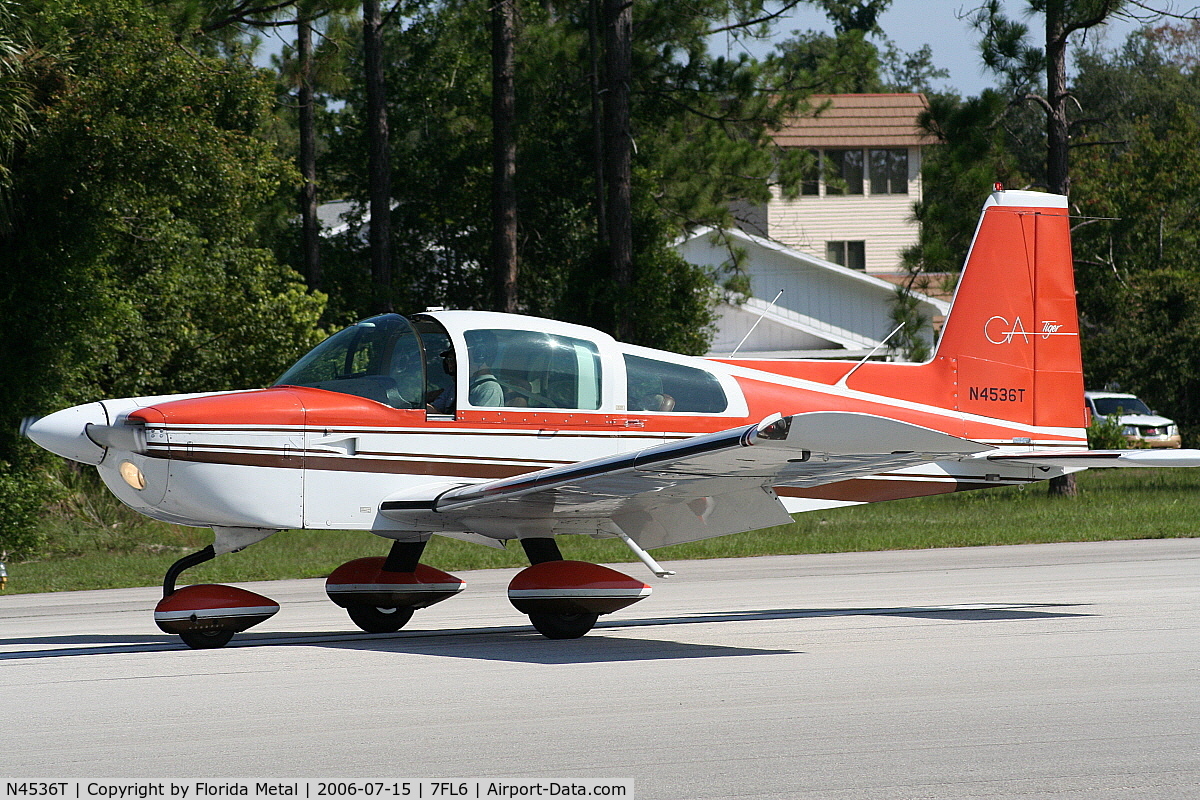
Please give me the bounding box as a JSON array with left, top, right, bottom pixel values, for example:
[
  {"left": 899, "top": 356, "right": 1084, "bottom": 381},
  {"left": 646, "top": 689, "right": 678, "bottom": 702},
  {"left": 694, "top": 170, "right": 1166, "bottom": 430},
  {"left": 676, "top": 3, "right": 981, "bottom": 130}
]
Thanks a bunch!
[
  {"left": 148, "top": 441, "right": 1041, "bottom": 495},
  {"left": 303, "top": 454, "right": 539, "bottom": 478},
  {"left": 152, "top": 450, "right": 300, "bottom": 469},
  {"left": 156, "top": 438, "right": 567, "bottom": 468},
  {"left": 157, "top": 448, "right": 541, "bottom": 479},
  {"left": 774, "top": 477, "right": 1033, "bottom": 503}
]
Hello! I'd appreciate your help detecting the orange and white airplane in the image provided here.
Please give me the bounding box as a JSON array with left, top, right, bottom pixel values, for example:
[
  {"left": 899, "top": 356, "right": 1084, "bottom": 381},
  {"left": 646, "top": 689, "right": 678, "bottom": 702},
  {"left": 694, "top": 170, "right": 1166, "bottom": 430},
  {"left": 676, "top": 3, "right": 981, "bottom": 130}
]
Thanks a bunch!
[{"left": 23, "top": 189, "right": 1200, "bottom": 648}]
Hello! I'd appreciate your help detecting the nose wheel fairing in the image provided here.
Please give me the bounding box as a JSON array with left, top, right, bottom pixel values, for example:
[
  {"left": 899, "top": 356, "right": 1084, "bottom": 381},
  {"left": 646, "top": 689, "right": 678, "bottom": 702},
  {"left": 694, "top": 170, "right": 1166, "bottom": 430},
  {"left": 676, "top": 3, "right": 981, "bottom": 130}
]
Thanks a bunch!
[
  {"left": 154, "top": 534, "right": 282, "bottom": 649},
  {"left": 154, "top": 584, "right": 280, "bottom": 639}
]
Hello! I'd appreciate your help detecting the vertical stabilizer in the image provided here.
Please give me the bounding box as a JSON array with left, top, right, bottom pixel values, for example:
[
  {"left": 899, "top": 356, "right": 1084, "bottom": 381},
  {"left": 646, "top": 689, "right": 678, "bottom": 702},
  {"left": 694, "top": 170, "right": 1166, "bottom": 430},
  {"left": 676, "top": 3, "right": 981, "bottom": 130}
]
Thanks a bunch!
[{"left": 934, "top": 190, "right": 1084, "bottom": 432}]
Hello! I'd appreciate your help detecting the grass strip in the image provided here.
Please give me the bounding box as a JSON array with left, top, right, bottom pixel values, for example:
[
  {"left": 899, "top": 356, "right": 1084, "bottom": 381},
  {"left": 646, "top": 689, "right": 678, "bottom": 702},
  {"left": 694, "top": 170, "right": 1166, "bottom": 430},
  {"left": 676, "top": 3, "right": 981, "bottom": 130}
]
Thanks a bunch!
[{"left": 3, "top": 467, "right": 1198, "bottom": 594}]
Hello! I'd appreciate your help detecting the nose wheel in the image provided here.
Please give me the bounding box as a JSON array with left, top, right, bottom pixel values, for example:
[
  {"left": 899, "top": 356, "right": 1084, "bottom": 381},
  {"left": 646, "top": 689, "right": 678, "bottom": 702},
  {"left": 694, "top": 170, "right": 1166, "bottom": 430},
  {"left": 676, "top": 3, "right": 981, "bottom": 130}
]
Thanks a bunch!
[
  {"left": 178, "top": 629, "right": 236, "bottom": 650},
  {"left": 154, "top": 532, "right": 281, "bottom": 649}
]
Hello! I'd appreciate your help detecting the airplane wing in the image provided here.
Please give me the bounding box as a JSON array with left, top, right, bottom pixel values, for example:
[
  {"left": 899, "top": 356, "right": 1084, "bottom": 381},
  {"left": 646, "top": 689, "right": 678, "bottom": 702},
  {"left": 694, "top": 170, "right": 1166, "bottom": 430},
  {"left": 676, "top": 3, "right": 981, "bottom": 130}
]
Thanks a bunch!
[
  {"left": 987, "top": 449, "right": 1200, "bottom": 468},
  {"left": 380, "top": 411, "right": 994, "bottom": 549}
]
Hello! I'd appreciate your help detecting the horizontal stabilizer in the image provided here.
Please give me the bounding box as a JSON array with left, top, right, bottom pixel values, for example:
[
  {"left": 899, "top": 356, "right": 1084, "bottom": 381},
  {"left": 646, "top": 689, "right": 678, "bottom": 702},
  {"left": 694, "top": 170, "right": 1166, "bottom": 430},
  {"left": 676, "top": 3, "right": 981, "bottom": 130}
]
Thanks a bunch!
[{"left": 988, "top": 449, "right": 1200, "bottom": 468}]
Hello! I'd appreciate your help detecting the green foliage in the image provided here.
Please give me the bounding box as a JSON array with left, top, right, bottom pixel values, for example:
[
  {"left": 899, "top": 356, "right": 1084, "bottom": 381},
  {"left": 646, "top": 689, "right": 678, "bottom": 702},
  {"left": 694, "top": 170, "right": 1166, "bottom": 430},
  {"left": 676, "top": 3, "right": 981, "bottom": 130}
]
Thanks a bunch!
[
  {"left": 770, "top": 1, "right": 947, "bottom": 97},
  {"left": 908, "top": 21, "right": 1200, "bottom": 446},
  {"left": 1087, "top": 414, "right": 1128, "bottom": 449},
  {"left": 903, "top": 90, "right": 1031, "bottom": 274},
  {"left": 622, "top": 241, "right": 717, "bottom": 356},
  {"left": 968, "top": 0, "right": 1046, "bottom": 92},
  {"left": 0, "top": 0, "right": 325, "bottom": 553},
  {"left": 0, "top": 0, "right": 324, "bottom": 424},
  {"left": 900, "top": 10, "right": 1200, "bottom": 443},
  {"left": 820, "top": 0, "right": 890, "bottom": 34},
  {"left": 0, "top": 462, "right": 56, "bottom": 560},
  {"left": 1071, "top": 31, "right": 1200, "bottom": 146},
  {"left": 322, "top": 0, "right": 493, "bottom": 316},
  {"left": 319, "top": 0, "right": 815, "bottom": 348},
  {"left": 0, "top": 0, "right": 33, "bottom": 215},
  {"left": 881, "top": 42, "right": 949, "bottom": 93},
  {"left": 887, "top": 283, "right": 932, "bottom": 362},
  {"left": 1078, "top": 269, "right": 1200, "bottom": 447},
  {"left": 1069, "top": 53, "right": 1200, "bottom": 446},
  {"left": 912, "top": 0, "right": 1128, "bottom": 275},
  {"left": 770, "top": 28, "right": 885, "bottom": 94}
]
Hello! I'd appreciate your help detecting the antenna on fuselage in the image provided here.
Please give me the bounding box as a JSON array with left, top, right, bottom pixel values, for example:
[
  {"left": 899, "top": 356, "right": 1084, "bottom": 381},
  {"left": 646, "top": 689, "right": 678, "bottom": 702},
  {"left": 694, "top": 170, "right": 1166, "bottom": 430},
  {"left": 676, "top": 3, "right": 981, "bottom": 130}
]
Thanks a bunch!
[
  {"left": 835, "top": 322, "right": 905, "bottom": 389},
  {"left": 730, "top": 289, "right": 783, "bottom": 357}
]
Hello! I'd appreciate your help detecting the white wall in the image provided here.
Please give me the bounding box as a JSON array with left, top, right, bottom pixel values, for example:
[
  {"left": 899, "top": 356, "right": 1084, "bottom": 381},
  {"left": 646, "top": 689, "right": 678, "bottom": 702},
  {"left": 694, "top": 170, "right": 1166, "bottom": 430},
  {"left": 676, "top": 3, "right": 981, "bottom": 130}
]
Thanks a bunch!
[
  {"left": 676, "top": 229, "right": 938, "bottom": 348},
  {"left": 767, "top": 147, "right": 922, "bottom": 273}
]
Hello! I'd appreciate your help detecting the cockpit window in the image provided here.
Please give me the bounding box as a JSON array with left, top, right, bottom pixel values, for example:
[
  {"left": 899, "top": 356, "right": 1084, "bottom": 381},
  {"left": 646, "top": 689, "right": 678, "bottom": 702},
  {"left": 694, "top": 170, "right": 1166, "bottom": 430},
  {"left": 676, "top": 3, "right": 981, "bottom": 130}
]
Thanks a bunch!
[
  {"left": 625, "top": 354, "right": 728, "bottom": 413},
  {"left": 275, "top": 314, "right": 424, "bottom": 409},
  {"left": 465, "top": 329, "right": 602, "bottom": 410}
]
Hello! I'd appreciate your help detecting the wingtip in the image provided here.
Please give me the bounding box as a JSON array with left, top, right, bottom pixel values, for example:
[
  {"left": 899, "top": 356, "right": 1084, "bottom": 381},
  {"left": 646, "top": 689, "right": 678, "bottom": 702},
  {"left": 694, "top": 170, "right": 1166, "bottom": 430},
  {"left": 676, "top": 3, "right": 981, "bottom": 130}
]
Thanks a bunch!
[{"left": 756, "top": 413, "right": 791, "bottom": 441}]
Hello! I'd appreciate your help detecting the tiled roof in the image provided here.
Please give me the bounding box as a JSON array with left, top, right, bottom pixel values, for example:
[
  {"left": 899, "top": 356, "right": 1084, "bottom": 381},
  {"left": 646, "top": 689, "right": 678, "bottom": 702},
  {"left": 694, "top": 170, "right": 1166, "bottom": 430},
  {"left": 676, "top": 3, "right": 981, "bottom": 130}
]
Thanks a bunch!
[{"left": 773, "top": 93, "right": 933, "bottom": 148}]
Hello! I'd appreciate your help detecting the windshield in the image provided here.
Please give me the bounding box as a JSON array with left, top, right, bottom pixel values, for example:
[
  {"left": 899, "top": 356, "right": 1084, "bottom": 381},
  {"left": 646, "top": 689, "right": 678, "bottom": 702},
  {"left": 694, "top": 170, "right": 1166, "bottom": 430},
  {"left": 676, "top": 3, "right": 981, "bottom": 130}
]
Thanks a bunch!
[
  {"left": 275, "top": 314, "right": 425, "bottom": 409},
  {"left": 1092, "top": 396, "right": 1152, "bottom": 417}
]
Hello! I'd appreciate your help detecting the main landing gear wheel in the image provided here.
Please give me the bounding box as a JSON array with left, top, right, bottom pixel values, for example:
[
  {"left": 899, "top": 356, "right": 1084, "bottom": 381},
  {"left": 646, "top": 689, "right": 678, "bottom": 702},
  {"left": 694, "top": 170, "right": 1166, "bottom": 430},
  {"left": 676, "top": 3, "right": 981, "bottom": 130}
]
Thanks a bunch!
[
  {"left": 178, "top": 629, "right": 236, "bottom": 650},
  {"left": 346, "top": 605, "right": 415, "bottom": 634},
  {"left": 511, "top": 540, "right": 652, "bottom": 640},
  {"left": 325, "top": 542, "right": 464, "bottom": 635},
  {"left": 528, "top": 612, "right": 599, "bottom": 640}
]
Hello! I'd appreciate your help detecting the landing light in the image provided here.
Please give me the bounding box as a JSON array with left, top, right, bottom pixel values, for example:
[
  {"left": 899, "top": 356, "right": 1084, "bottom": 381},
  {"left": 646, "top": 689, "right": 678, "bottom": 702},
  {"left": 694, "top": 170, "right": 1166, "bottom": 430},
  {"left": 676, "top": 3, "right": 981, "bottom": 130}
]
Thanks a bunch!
[{"left": 119, "top": 460, "right": 146, "bottom": 491}]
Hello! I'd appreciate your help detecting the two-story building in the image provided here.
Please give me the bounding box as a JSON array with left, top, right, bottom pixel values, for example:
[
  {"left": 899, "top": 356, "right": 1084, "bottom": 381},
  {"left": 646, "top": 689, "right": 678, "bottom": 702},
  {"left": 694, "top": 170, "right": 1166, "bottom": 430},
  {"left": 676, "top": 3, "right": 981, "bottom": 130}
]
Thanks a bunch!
[
  {"left": 680, "top": 93, "right": 945, "bottom": 360},
  {"left": 734, "top": 93, "right": 933, "bottom": 275}
]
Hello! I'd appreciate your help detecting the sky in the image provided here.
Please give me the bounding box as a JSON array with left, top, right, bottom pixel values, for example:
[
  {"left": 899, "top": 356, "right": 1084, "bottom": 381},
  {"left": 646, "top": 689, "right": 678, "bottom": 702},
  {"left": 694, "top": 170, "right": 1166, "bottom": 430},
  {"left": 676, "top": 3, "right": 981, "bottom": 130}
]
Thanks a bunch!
[
  {"left": 713, "top": 0, "right": 1148, "bottom": 97},
  {"left": 254, "top": 2, "right": 1152, "bottom": 98}
]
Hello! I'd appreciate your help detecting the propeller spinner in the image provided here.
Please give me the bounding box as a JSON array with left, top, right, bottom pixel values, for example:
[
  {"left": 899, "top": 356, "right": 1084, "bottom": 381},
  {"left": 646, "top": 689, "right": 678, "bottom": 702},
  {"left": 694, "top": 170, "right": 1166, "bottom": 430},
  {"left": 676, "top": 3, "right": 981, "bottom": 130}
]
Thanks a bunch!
[{"left": 21, "top": 402, "right": 145, "bottom": 465}]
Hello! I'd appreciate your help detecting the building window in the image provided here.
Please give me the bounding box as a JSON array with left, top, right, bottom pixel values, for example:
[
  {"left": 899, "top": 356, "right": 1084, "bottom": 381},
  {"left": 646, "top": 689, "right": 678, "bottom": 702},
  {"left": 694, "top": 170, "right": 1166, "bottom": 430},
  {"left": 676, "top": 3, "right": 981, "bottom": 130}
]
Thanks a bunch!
[
  {"left": 869, "top": 149, "right": 908, "bottom": 194},
  {"left": 826, "top": 240, "right": 866, "bottom": 270},
  {"left": 800, "top": 149, "right": 820, "bottom": 195},
  {"left": 824, "top": 150, "right": 864, "bottom": 195}
]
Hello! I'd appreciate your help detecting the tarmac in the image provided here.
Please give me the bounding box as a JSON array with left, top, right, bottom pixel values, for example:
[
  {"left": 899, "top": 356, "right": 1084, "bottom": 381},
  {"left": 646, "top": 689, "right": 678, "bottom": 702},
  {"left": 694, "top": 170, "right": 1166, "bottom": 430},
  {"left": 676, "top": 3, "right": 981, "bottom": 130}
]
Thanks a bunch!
[{"left": 2, "top": 538, "right": 1199, "bottom": 799}]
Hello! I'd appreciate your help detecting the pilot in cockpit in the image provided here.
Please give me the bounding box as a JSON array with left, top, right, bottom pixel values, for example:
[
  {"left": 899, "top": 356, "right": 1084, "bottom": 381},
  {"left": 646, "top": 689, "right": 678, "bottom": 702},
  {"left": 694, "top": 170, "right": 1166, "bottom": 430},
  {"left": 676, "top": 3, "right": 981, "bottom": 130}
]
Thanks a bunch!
[
  {"left": 426, "top": 349, "right": 457, "bottom": 413},
  {"left": 427, "top": 342, "right": 504, "bottom": 412}
]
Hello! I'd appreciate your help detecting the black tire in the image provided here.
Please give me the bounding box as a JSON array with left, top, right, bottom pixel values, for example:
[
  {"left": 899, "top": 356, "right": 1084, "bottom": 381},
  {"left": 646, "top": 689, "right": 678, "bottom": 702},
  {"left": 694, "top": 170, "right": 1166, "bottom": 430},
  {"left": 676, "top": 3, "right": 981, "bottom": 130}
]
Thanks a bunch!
[
  {"left": 179, "top": 629, "right": 235, "bottom": 650},
  {"left": 528, "top": 612, "right": 599, "bottom": 639},
  {"left": 347, "top": 605, "right": 414, "bottom": 633}
]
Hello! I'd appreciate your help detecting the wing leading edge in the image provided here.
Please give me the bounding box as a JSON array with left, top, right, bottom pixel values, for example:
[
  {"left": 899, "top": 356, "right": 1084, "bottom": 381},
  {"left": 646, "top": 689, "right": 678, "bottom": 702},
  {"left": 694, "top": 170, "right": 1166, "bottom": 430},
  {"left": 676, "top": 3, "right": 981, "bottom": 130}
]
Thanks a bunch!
[{"left": 380, "top": 412, "right": 993, "bottom": 549}]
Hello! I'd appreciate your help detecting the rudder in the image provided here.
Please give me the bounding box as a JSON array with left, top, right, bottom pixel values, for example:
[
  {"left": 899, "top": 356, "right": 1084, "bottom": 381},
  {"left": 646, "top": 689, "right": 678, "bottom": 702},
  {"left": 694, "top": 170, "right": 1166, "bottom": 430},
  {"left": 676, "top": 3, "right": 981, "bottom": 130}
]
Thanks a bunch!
[{"left": 934, "top": 190, "right": 1085, "bottom": 433}]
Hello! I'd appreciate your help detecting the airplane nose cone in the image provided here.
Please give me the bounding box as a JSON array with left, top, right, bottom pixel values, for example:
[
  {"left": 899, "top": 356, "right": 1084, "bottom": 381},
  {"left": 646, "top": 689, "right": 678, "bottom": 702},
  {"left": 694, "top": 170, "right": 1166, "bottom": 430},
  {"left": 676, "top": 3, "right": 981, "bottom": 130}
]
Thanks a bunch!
[{"left": 22, "top": 402, "right": 109, "bottom": 465}]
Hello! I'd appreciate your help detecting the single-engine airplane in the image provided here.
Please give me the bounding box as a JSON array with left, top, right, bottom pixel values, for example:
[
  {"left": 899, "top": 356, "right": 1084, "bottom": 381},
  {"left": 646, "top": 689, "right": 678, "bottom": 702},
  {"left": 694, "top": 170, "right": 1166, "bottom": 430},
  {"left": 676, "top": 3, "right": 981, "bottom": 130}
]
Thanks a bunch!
[{"left": 23, "top": 189, "right": 1200, "bottom": 648}]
